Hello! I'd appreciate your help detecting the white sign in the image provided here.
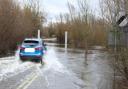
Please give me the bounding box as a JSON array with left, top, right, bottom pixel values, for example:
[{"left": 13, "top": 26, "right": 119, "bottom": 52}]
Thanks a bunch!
[
  {"left": 119, "top": 17, "right": 128, "bottom": 27},
  {"left": 116, "top": 11, "right": 128, "bottom": 27}
]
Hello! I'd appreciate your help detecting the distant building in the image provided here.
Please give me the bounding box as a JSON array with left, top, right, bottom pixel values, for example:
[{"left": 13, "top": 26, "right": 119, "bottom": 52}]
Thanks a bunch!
[
  {"left": 121, "top": 25, "right": 128, "bottom": 47},
  {"left": 108, "top": 25, "right": 128, "bottom": 48}
]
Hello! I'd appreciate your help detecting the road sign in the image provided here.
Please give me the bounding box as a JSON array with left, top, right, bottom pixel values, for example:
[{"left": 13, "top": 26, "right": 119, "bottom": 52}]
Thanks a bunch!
[{"left": 116, "top": 12, "right": 128, "bottom": 27}]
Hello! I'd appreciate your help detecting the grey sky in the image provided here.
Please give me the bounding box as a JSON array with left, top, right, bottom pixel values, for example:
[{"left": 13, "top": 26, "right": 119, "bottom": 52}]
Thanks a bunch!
[
  {"left": 42, "top": 0, "right": 100, "bottom": 22},
  {"left": 19, "top": 0, "right": 100, "bottom": 22},
  {"left": 42, "top": 0, "right": 76, "bottom": 22}
]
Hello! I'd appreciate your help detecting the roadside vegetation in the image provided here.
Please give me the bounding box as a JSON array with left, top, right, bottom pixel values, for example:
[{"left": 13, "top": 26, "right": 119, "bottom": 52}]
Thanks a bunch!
[
  {"left": 0, "top": 0, "right": 44, "bottom": 55},
  {"left": 100, "top": 0, "right": 128, "bottom": 89}
]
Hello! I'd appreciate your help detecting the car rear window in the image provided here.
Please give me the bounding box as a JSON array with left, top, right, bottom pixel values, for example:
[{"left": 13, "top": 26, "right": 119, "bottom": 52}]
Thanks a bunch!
[{"left": 24, "top": 40, "right": 39, "bottom": 44}]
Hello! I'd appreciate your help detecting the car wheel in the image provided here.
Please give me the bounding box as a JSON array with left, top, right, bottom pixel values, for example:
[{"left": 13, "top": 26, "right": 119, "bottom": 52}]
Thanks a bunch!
[{"left": 20, "top": 58, "right": 25, "bottom": 62}]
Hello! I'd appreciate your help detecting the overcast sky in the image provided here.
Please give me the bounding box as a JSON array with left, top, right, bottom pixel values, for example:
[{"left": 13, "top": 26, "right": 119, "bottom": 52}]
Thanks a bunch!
[
  {"left": 42, "top": 0, "right": 100, "bottom": 22},
  {"left": 19, "top": 0, "right": 100, "bottom": 23}
]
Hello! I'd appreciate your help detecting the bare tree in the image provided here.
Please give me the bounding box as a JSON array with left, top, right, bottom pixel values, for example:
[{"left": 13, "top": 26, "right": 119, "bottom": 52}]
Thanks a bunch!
[{"left": 0, "top": 0, "right": 45, "bottom": 56}]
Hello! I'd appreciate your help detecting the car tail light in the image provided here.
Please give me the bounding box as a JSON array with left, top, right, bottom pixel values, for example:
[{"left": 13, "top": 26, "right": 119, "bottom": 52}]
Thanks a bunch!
[
  {"left": 35, "top": 47, "right": 42, "bottom": 50},
  {"left": 20, "top": 47, "right": 25, "bottom": 51},
  {"left": 17, "top": 45, "right": 21, "bottom": 49}
]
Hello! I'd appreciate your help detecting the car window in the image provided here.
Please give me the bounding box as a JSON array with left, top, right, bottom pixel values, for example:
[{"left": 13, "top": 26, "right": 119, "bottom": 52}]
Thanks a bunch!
[{"left": 24, "top": 40, "right": 39, "bottom": 44}]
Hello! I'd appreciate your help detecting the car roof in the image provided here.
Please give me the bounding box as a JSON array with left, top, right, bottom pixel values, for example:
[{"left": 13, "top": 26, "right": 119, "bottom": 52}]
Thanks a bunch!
[{"left": 24, "top": 38, "right": 42, "bottom": 42}]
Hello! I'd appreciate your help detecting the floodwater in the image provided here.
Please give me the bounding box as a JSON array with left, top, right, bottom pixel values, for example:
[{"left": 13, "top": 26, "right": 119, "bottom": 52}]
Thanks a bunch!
[{"left": 0, "top": 43, "right": 113, "bottom": 89}]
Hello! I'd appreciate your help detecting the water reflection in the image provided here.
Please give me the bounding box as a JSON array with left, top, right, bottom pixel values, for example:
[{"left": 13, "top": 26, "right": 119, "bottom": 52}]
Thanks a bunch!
[{"left": 44, "top": 42, "right": 113, "bottom": 89}]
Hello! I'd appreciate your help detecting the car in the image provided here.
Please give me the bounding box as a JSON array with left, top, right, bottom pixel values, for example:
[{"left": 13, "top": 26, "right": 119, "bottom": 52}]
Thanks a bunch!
[{"left": 19, "top": 38, "right": 46, "bottom": 64}]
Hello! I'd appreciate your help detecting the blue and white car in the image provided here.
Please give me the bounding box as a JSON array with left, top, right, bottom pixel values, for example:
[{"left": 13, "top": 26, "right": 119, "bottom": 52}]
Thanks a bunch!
[{"left": 19, "top": 38, "right": 46, "bottom": 64}]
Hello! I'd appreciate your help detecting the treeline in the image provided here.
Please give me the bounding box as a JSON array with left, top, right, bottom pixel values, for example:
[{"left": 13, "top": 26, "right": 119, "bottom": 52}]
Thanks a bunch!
[
  {"left": 45, "top": 0, "right": 107, "bottom": 48},
  {"left": 0, "top": 0, "right": 44, "bottom": 55}
]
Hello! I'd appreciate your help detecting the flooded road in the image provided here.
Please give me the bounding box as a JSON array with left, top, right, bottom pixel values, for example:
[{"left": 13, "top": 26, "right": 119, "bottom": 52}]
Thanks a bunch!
[{"left": 0, "top": 45, "right": 113, "bottom": 89}]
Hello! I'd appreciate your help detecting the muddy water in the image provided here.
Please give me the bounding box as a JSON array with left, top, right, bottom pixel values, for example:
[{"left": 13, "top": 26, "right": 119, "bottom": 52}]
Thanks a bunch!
[
  {"left": 47, "top": 43, "right": 113, "bottom": 89},
  {"left": 0, "top": 42, "right": 113, "bottom": 89}
]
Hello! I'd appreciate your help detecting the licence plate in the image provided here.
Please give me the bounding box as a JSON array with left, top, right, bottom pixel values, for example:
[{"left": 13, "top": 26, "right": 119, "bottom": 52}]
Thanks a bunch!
[{"left": 25, "top": 48, "right": 35, "bottom": 52}]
